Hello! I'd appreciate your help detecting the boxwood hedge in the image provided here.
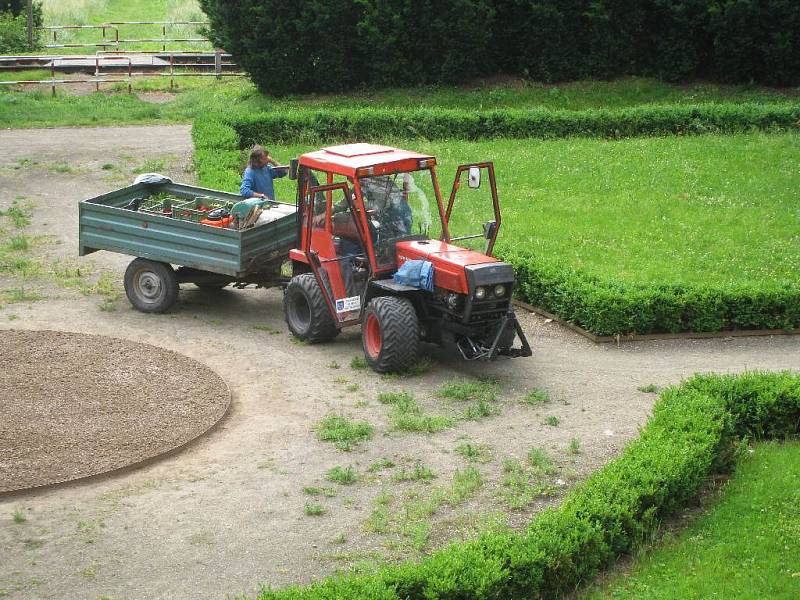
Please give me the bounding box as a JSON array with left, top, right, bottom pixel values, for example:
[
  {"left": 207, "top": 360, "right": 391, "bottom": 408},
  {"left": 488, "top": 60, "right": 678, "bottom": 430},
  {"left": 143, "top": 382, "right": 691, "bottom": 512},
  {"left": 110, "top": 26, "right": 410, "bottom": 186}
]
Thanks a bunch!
[
  {"left": 192, "top": 104, "right": 800, "bottom": 336},
  {"left": 248, "top": 371, "right": 799, "bottom": 599},
  {"left": 229, "top": 103, "right": 800, "bottom": 145}
]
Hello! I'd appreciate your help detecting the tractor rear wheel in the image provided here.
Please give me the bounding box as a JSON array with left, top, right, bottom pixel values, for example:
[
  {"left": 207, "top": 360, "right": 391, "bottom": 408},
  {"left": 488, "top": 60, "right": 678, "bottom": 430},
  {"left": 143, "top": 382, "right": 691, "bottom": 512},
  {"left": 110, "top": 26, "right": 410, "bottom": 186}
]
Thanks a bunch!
[
  {"left": 124, "top": 258, "right": 179, "bottom": 313},
  {"left": 283, "top": 273, "right": 339, "bottom": 343},
  {"left": 362, "top": 296, "right": 419, "bottom": 373}
]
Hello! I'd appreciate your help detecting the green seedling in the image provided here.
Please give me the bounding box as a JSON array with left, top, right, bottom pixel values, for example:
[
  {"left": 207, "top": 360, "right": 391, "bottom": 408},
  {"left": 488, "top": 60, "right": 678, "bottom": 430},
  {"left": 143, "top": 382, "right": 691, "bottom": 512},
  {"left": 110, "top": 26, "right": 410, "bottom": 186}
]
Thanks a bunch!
[
  {"left": 638, "top": 384, "right": 660, "bottom": 393},
  {"left": 368, "top": 458, "right": 395, "bottom": 472},
  {"left": 438, "top": 377, "right": 498, "bottom": 402},
  {"left": 455, "top": 442, "right": 493, "bottom": 463},
  {"left": 543, "top": 415, "right": 560, "bottom": 427},
  {"left": 522, "top": 388, "right": 550, "bottom": 405},
  {"left": 327, "top": 361, "right": 340, "bottom": 369},
  {"left": 304, "top": 503, "right": 325, "bottom": 516},
  {"left": 327, "top": 465, "right": 358, "bottom": 485},
  {"left": 12, "top": 507, "right": 26, "bottom": 523},
  {"left": 393, "top": 463, "right": 435, "bottom": 483},
  {"left": 568, "top": 438, "right": 582, "bottom": 455},
  {"left": 317, "top": 414, "right": 373, "bottom": 451},
  {"left": 350, "top": 356, "right": 368, "bottom": 370}
]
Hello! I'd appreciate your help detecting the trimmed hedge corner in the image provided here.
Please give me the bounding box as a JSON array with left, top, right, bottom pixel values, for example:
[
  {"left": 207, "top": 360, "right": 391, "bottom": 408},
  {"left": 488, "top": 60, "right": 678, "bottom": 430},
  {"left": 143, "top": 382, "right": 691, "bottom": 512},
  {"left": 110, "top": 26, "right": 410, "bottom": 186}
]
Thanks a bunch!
[{"left": 251, "top": 371, "right": 799, "bottom": 600}]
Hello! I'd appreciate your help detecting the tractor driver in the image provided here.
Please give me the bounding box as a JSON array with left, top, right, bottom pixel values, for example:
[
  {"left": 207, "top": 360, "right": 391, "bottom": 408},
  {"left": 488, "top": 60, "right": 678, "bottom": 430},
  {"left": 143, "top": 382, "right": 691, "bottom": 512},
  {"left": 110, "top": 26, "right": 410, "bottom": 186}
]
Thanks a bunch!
[{"left": 240, "top": 145, "right": 288, "bottom": 201}]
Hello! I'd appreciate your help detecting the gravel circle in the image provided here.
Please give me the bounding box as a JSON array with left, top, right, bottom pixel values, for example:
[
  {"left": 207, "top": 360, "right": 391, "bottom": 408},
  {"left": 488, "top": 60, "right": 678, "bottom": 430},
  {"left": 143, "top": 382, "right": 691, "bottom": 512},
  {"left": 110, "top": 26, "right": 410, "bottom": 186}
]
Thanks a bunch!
[{"left": 0, "top": 330, "right": 230, "bottom": 493}]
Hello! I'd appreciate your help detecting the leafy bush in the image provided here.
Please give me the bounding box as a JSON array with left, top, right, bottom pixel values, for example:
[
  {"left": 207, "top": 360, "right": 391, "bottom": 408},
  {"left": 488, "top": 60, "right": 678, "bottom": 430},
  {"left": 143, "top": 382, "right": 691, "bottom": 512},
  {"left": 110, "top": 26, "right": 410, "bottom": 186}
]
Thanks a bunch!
[
  {"left": 229, "top": 103, "right": 800, "bottom": 144},
  {"left": 255, "top": 371, "right": 800, "bottom": 599},
  {"left": 0, "top": 1, "right": 42, "bottom": 53},
  {"left": 200, "top": 1, "right": 800, "bottom": 94},
  {"left": 502, "top": 247, "right": 800, "bottom": 336}
]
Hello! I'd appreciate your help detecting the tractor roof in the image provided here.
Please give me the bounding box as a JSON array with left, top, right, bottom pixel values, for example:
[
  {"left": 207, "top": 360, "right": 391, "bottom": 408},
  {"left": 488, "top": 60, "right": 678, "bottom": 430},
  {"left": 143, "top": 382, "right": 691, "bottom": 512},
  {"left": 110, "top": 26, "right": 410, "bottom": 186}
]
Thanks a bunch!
[{"left": 299, "top": 143, "right": 436, "bottom": 177}]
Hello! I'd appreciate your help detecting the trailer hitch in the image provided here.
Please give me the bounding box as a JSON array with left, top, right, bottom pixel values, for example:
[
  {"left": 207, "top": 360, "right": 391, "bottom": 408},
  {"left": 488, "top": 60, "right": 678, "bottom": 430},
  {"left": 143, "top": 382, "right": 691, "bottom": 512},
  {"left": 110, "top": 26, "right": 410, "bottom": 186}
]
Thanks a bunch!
[{"left": 456, "top": 309, "right": 532, "bottom": 360}]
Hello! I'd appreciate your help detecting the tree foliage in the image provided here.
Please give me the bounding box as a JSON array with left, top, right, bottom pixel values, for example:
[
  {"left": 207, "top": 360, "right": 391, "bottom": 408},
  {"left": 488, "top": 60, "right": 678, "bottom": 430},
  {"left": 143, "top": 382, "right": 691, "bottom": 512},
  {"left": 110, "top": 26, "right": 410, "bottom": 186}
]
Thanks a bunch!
[{"left": 199, "top": 0, "right": 800, "bottom": 95}]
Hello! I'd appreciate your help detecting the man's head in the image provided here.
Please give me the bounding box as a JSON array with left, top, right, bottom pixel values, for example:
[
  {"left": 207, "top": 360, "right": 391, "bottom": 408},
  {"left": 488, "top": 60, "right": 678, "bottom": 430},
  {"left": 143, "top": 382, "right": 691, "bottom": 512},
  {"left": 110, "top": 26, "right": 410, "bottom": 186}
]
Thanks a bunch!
[{"left": 249, "top": 145, "right": 270, "bottom": 168}]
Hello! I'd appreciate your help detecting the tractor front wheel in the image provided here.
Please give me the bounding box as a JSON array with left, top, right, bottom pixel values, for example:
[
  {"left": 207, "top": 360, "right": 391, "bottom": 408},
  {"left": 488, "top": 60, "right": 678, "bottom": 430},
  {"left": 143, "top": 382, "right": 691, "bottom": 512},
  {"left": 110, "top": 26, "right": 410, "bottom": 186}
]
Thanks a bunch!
[
  {"left": 362, "top": 296, "right": 419, "bottom": 373},
  {"left": 283, "top": 273, "right": 339, "bottom": 343}
]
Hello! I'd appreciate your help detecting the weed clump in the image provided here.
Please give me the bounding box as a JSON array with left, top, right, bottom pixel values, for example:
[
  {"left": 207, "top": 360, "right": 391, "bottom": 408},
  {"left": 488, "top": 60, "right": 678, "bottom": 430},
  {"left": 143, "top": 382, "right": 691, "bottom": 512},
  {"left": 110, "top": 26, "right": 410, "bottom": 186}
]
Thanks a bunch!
[
  {"left": 379, "top": 391, "right": 453, "bottom": 433},
  {"left": 327, "top": 465, "right": 358, "bottom": 485},
  {"left": 522, "top": 388, "right": 550, "bottom": 405},
  {"left": 317, "top": 414, "right": 373, "bottom": 451}
]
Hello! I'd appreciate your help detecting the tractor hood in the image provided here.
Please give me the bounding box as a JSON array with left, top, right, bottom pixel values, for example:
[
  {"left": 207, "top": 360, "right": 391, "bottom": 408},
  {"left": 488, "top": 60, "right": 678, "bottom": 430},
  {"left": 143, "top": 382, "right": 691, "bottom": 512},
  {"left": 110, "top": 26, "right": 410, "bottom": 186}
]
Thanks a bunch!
[{"left": 395, "top": 240, "right": 513, "bottom": 294}]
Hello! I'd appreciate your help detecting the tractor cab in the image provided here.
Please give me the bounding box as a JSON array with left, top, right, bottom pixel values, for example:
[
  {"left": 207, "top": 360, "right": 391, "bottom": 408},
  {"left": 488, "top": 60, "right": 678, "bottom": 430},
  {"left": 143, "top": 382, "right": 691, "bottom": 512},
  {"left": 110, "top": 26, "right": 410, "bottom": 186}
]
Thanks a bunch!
[{"left": 284, "top": 143, "right": 531, "bottom": 372}]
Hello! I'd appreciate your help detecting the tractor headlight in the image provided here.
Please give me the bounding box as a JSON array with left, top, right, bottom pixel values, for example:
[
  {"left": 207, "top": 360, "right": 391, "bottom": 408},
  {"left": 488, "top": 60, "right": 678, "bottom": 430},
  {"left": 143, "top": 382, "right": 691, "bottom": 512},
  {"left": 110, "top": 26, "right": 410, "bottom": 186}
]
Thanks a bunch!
[
  {"left": 494, "top": 284, "right": 507, "bottom": 298},
  {"left": 474, "top": 286, "right": 487, "bottom": 300}
]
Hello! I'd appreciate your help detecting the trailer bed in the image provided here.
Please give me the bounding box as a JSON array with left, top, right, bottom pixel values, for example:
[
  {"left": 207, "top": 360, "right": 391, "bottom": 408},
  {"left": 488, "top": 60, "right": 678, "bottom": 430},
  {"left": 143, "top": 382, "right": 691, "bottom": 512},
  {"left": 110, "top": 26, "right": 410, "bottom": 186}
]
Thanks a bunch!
[{"left": 79, "top": 181, "right": 297, "bottom": 279}]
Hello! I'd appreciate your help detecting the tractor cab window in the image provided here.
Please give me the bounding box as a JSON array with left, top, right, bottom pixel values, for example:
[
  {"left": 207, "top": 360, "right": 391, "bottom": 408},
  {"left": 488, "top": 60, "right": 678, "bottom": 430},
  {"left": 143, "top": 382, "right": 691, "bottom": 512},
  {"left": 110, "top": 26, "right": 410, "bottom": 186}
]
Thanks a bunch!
[{"left": 358, "top": 169, "right": 441, "bottom": 269}]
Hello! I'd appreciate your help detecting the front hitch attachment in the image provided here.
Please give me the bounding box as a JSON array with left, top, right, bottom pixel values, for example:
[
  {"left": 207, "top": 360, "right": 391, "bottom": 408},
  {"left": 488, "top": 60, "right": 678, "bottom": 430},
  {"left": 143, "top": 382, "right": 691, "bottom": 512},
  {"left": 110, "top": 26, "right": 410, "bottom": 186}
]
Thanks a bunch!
[{"left": 456, "top": 310, "right": 532, "bottom": 360}]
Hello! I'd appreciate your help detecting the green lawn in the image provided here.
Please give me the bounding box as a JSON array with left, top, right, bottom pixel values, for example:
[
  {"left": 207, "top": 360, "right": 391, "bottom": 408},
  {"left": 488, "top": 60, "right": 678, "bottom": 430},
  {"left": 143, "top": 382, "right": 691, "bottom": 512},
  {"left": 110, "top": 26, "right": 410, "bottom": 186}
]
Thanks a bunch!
[
  {"left": 265, "top": 132, "right": 799, "bottom": 288},
  {"left": 581, "top": 441, "right": 800, "bottom": 600},
  {"left": 38, "top": 0, "right": 209, "bottom": 54},
  {"left": 1, "top": 77, "right": 798, "bottom": 129}
]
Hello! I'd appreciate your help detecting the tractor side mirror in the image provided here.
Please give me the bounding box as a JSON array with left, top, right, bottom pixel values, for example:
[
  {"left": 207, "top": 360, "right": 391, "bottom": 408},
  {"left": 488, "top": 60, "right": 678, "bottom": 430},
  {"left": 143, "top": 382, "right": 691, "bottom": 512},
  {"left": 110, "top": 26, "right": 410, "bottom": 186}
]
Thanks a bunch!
[
  {"left": 483, "top": 220, "right": 497, "bottom": 240},
  {"left": 468, "top": 166, "right": 481, "bottom": 189},
  {"left": 288, "top": 158, "right": 299, "bottom": 180}
]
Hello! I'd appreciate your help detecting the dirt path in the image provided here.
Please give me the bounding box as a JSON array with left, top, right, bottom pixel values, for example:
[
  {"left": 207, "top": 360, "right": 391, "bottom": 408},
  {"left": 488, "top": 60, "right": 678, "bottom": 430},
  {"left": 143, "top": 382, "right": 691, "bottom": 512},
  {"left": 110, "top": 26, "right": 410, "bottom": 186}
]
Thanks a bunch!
[{"left": 0, "top": 126, "right": 798, "bottom": 600}]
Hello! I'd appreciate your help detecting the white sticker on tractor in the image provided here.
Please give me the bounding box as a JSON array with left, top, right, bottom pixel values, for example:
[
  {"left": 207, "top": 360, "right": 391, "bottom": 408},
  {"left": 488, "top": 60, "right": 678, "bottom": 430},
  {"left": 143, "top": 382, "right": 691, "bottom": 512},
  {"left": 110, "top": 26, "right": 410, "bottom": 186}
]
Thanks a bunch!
[{"left": 335, "top": 296, "right": 361, "bottom": 313}]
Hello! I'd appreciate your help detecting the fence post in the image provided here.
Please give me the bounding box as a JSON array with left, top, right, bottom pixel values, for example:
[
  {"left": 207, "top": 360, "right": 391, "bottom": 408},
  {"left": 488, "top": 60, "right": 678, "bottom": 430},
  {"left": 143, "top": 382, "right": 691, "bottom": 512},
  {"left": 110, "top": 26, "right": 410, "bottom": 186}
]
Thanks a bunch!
[
  {"left": 51, "top": 59, "right": 55, "bottom": 96},
  {"left": 27, "top": 0, "right": 33, "bottom": 48},
  {"left": 214, "top": 48, "right": 221, "bottom": 80},
  {"left": 170, "top": 53, "right": 174, "bottom": 91}
]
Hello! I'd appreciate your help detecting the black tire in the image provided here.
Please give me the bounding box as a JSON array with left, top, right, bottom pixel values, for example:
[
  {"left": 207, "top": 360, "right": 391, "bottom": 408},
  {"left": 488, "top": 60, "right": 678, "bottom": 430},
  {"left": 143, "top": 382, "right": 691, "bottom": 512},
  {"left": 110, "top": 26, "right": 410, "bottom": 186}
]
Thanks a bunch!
[
  {"left": 362, "top": 296, "right": 419, "bottom": 373},
  {"left": 124, "top": 258, "right": 179, "bottom": 313},
  {"left": 283, "top": 273, "right": 339, "bottom": 343}
]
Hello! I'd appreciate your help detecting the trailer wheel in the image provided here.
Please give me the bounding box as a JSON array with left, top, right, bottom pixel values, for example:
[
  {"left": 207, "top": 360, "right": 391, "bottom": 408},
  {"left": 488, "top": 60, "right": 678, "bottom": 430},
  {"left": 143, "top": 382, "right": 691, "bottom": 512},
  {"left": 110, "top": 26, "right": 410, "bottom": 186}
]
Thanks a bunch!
[
  {"left": 284, "top": 273, "right": 339, "bottom": 343},
  {"left": 124, "top": 258, "right": 179, "bottom": 313},
  {"left": 362, "top": 296, "right": 419, "bottom": 373}
]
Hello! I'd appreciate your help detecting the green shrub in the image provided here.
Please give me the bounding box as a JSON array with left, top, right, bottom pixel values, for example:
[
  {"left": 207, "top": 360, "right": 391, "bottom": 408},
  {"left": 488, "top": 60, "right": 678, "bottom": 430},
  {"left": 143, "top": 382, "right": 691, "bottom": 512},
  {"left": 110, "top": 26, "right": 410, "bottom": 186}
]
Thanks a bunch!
[
  {"left": 502, "top": 247, "right": 800, "bottom": 336},
  {"left": 256, "top": 371, "right": 799, "bottom": 600}
]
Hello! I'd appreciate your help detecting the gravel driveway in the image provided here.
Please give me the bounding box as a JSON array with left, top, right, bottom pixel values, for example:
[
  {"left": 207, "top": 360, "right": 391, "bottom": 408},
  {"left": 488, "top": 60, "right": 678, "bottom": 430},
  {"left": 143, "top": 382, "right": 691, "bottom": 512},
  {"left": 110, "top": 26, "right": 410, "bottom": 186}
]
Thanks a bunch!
[{"left": 0, "top": 126, "right": 797, "bottom": 600}]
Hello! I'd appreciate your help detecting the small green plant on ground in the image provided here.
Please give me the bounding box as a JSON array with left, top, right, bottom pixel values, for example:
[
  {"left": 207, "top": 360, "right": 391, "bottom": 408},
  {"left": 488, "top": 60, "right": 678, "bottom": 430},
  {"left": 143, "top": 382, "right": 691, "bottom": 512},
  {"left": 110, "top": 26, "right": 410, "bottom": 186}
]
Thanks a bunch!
[
  {"left": 393, "top": 462, "right": 435, "bottom": 483},
  {"left": 638, "top": 384, "right": 660, "bottom": 393},
  {"left": 12, "top": 507, "right": 26, "bottom": 523},
  {"left": 438, "top": 377, "right": 499, "bottom": 402},
  {"left": 521, "top": 388, "right": 550, "bottom": 405},
  {"left": 132, "top": 158, "right": 167, "bottom": 174},
  {"left": 368, "top": 458, "right": 395, "bottom": 473},
  {"left": 0, "top": 199, "right": 32, "bottom": 228},
  {"left": 330, "top": 533, "right": 347, "bottom": 545},
  {"left": 327, "top": 465, "right": 358, "bottom": 485},
  {"left": 302, "top": 486, "right": 321, "bottom": 495},
  {"left": 462, "top": 399, "right": 499, "bottom": 421},
  {"left": 568, "top": 438, "right": 582, "bottom": 455},
  {"left": 499, "top": 456, "right": 557, "bottom": 510},
  {"left": 304, "top": 503, "right": 325, "bottom": 517},
  {"left": 379, "top": 391, "right": 453, "bottom": 433},
  {"left": 543, "top": 415, "right": 561, "bottom": 427},
  {"left": 2, "top": 287, "right": 43, "bottom": 304},
  {"left": 327, "top": 361, "right": 340, "bottom": 369},
  {"left": 346, "top": 383, "right": 360, "bottom": 392},
  {"left": 350, "top": 356, "right": 368, "bottom": 370},
  {"left": 455, "top": 442, "right": 493, "bottom": 463},
  {"left": 51, "top": 163, "right": 75, "bottom": 174},
  {"left": 365, "top": 465, "right": 483, "bottom": 553},
  {"left": 316, "top": 414, "right": 373, "bottom": 452}
]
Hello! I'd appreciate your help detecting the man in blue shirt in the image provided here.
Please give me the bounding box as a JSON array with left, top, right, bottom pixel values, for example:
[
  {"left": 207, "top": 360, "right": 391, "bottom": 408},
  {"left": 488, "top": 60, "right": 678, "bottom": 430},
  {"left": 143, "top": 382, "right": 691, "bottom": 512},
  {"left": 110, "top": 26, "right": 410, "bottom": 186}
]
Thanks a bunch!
[{"left": 240, "top": 145, "right": 288, "bottom": 200}]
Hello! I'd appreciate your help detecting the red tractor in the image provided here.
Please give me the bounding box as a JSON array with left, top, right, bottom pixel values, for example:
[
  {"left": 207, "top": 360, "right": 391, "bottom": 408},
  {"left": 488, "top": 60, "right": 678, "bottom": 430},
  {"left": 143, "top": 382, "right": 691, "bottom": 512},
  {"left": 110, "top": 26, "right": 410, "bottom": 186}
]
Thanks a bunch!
[{"left": 283, "top": 143, "right": 531, "bottom": 372}]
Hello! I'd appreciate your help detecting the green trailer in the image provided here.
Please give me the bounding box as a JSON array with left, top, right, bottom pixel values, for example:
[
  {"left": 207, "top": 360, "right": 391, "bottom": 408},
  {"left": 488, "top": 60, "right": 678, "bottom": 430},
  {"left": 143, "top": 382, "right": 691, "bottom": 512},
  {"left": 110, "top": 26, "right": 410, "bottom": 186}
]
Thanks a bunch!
[{"left": 79, "top": 181, "right": 297, "bottom": 312}]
